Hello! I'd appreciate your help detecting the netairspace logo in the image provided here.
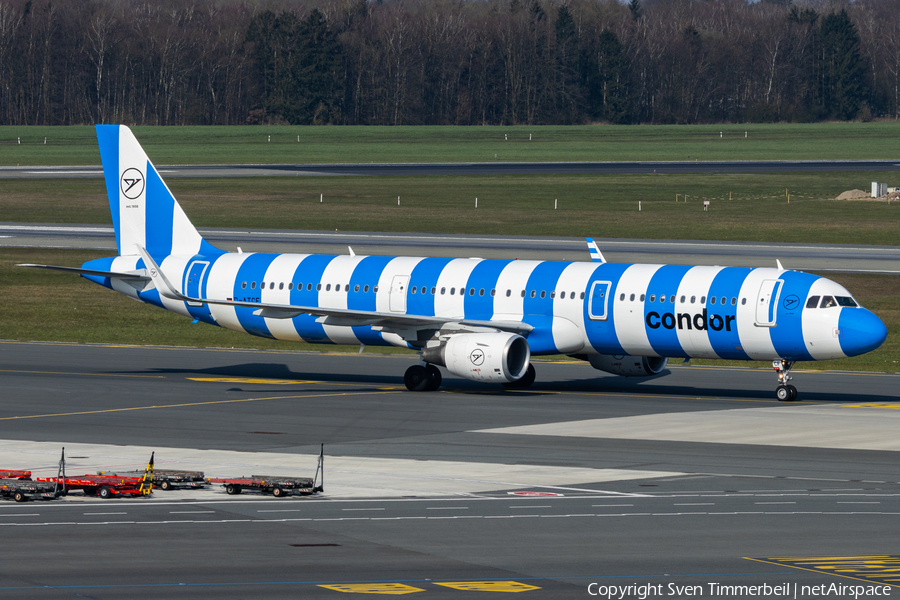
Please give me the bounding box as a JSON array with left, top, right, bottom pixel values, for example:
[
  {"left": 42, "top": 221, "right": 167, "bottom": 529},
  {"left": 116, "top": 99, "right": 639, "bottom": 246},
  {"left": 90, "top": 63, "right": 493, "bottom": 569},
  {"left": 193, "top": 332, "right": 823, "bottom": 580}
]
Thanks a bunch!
[{"left": 586, "top": 582, "right": 893, "bottom": 599}]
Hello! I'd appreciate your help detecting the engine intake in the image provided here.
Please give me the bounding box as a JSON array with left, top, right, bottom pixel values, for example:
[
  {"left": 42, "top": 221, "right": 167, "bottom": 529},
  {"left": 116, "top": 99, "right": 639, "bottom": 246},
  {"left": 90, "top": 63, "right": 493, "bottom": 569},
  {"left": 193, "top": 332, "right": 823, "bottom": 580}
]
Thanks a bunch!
[
  {"left": 423, "top": 332, "right": 531, "bottom": 383},
  {"left": 588, "top": 354, "right": 668, "bottom": 377}
]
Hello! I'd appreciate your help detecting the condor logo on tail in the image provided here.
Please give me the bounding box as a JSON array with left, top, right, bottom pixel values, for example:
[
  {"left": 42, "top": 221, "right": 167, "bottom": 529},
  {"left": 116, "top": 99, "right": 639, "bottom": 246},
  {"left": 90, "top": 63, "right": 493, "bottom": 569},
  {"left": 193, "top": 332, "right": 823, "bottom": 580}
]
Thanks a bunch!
[{"left": 645, "top": 309, "right": 736, "bottom": 332}]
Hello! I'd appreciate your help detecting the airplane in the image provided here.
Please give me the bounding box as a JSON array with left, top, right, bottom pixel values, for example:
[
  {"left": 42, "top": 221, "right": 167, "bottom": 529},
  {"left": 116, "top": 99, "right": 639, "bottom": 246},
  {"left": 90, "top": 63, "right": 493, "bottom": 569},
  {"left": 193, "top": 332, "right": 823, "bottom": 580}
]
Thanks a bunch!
[{"left": 20, "top": 125, "right": 888, "bottom": 401}]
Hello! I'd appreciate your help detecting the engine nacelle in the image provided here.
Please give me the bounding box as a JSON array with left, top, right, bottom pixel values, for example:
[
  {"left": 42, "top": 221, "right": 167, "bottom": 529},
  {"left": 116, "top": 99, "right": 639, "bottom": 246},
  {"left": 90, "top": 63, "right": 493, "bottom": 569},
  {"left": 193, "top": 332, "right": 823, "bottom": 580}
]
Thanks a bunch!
[
  {"left": 588, "top": 354, "right": 668, "bottom": 377},
  {"left": 425, "top": 332, "right": 531, "bottom": 383}
]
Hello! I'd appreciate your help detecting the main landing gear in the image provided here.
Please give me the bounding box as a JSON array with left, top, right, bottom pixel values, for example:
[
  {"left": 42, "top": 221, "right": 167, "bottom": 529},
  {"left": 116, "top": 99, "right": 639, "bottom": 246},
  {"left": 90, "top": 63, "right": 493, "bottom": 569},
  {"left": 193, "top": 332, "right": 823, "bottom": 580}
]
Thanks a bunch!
[
  {"left": 773, "top": 359, "right": 798, "bottom": 401},
  {"left": 404, "top": 364, "right": 442, "bottom": 391}
]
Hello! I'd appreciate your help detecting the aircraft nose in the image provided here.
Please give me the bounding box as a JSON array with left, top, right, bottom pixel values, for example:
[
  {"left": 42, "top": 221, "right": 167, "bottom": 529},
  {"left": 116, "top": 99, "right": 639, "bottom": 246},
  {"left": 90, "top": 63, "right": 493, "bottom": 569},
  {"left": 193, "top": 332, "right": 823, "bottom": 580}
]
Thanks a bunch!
[{"left": 839, "top": 308, "right": 888, "bottom": 357}]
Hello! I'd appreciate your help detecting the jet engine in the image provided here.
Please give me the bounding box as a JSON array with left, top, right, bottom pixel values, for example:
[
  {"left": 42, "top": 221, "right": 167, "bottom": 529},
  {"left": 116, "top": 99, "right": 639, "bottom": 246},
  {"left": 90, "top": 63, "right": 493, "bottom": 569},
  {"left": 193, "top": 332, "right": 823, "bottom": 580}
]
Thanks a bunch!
[
  {"left": 423, "top": 332, "right": 531, "bottom": 383},
  {"left": 588, "top": 354, "right": 668, "bottom": 377}
]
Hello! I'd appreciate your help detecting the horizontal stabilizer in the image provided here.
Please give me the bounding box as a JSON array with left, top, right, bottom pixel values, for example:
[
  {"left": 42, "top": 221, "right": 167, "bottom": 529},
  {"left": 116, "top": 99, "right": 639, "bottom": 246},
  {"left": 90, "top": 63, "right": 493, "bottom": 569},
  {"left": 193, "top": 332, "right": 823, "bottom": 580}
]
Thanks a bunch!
[{"left": 16, "top": 264, "right": 149, "bottom": 281}]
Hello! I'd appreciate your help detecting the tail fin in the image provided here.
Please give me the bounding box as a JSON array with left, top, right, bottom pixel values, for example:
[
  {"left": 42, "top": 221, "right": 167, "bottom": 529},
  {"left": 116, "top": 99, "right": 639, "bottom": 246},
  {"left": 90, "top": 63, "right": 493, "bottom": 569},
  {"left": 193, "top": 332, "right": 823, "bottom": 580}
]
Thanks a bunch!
[{"left": 95, "top": 125, "right": 219, "bottom": 258}]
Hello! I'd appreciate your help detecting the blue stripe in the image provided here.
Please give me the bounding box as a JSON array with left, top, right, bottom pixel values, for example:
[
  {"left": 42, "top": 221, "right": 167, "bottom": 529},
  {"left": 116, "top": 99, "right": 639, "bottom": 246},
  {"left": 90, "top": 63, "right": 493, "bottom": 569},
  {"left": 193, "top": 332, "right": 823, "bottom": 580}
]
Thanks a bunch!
[
  {"left": 95, "top": 125, "right": 121, "bottom": 254},
  {"left": 348, "top": 256, "right": 394, "bottom": 346},
  {"left": 643, "top": 265, "right": 692, "bottom": 358},
  {"left": 705, "top": 267, "right": 752, "bottom": 360},
  {"left": 289, "top": 255, "right": 337, "bottom": 344},
  {"left": 464, "top": 260, "right": 510, "bottom": 320},
  {"left": 521, "top": 261, "right": 569, "bottom": 354},
  {"left": 81, "top": 256, "right": 116, "bottom": 289},
  {"left": 184, "top": 256, "right": 218, "bottom": 325},
  {"left": 407, "top": 257, "right": 452, "bottom": 318},
  {"left": 144, "top": 164, "right": 174, "bottom": 259},
  {"left": 232, "top": 254, "right": 277, "bottom": 339},
  {"left": 137, "top": 287, "right": 164, "bottom": 309},
  {"left": 770, "top": 271, "right": 815, "bottom": 361},
  {"left": 584, "top": 263, "right": 630, "bottom": 355}
]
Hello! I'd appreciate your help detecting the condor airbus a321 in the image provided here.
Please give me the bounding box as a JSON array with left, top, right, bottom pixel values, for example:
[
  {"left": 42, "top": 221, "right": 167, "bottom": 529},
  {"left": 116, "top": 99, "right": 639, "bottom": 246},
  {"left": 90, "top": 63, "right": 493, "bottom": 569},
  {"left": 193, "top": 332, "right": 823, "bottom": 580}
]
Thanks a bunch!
[{"left": 22, "top": 125, "right": 887, "bottom": 401}]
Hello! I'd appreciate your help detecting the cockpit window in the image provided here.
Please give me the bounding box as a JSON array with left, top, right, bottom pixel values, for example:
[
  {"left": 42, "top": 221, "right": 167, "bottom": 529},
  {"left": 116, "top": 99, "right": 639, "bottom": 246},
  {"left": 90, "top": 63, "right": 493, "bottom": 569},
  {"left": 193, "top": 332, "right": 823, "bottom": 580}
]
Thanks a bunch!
[
  {"left": 806, "top": 296, "right": 820, "bottom": 309},
  {"left": 820, "top": 296, "right": 837, "bottom": 308},
  {"left": 836, "top": 296, "right": 858, "bottom": 307}
]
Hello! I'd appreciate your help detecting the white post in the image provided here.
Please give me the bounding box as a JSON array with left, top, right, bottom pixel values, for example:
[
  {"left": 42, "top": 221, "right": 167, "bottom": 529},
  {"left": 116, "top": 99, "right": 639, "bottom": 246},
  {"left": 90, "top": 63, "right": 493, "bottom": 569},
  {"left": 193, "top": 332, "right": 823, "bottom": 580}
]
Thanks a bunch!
[
  {"left": 720, "top": 131, "right": 723, "bottom": 138},
  {"left": 320, "top": 194, "right": 323, "bottom": 203},
  {"left": 639, "top": 201, "right": 642, "bottom": 211},
  {"left": 504, "top": 134, "right": 507, "bottom": 141},
  {"left": 44, "top": 137, "right": 46, "bottom": 144},
  {"left": 745, "top": 131, "right": 747, "bottom": 138},
  {"left": 530, "top": 133, "right": 532, "bottom": 141},
  {"left": 17, "top": 137, "right": 20, "bottom": 144},
  {"left": 475, "top": 197, "right": 478, "bottom": 208},
  {"left": 268, "top": 135, "right": 270, "bottom": 142},
  {"left": 554, "top": 198, "right": 557, "bottom": 209},
  {"left": 398, "top": 196, "right": 400, "bottom": 206},
  {"left": 297, "top": 136, "right": 300, "bottom": 142}
]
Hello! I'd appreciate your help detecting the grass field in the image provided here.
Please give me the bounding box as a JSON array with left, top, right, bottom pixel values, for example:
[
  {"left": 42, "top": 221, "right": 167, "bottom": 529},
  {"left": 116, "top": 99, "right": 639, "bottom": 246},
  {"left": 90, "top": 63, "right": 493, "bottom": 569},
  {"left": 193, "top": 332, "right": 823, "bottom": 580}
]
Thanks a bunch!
[
  {"left": 2, "top": 171, "right": 898, "bottom": 244},
  {"left": 2, "top": 122, "right": 900, "bottom": 165},
  {"left": 2, "top": 248, "right": 897, "bottom": 373}
]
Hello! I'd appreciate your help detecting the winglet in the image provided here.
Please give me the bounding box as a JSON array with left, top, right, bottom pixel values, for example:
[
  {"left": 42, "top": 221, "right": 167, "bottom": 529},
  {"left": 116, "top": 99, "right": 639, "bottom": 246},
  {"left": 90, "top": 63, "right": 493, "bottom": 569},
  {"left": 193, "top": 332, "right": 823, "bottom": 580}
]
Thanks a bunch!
[
  {"left": 348, "top": 246, "right": 356, "bottom": 257},
  {"left": 135, "top": 245, "right": 187, "bottom": 301},
  {"left": 586, "top": 238, "right": 606, "bottom": 263},
  {"left": 776, "top": 259, "right": 784, "bottom": 270}
]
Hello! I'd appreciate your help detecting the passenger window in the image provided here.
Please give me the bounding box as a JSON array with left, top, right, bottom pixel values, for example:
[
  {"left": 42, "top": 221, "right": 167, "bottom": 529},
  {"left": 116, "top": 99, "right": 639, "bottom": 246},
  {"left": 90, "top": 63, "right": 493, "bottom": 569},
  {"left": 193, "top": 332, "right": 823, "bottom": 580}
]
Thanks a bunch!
[
  {"left": 741, "top": 298, "right": 746, "bottom": 305},
  {"left": 411, "top": 286, "right": 417, "bottom": 294},
  {"left": 431, "top": 287, "right": 436, "bottom": 294},
  {"left": 374, "top": 285, "right": 379, "bottom": 293},
  {"left": 364, "top": 285, "right": 369, "bottom": 293},
  {"left": 506, "top": 289, "right": 511, "bottom": 297},
  {"left": 690, "top": 296, "right": 696, "bottom": 304},
  {"left": 640, "top": 294, "right": 645, "bottom": 301},
  {"left": 288, "top": 283, "right": 293, "bottom": 290},
  {"left": 649, "top": 294, "right": 655, "bottom": 302},
  {"left": 550, "top": 291, "right": 555, "bottom": 299},
  {"left": 731, "top": 297, "right": 736, "bottom": 305},
  {"left": 450, "top": 287, "right": 456, "bottom": 295},
  {"left": 241, "top": 281, "right": 247, "bottom": 289},
  {"left": 270, "top": 282, "right": 275, "bottom": 290},
  {"left": 700, "top": 296, "right": 706, "bottom": 303},
  {"left": 670, "top": 295, "right": 676, "bottom": 303},
  {"left": 571, "top": 292, "right": 576, "bottom": 299},
  {"left": 630, "top": 293, "right": 635, "bottom": 301},
  {"left": 530, "top": 290, "right": 536, "bottom": 298},
  {"left": 540, "top": 291, "right": 545, "bottom": 299},
  {"left": 261, "top": 281, "right": 265, "bottom": 289},
  {"left": 306, "top": 283, "right": 312, "bottom": 291},
  {"left": 710, "top": 296, "right": 716, "bottom": 305},
  {"left": 721, "top": 297, "right": 726, "bottom": 305},
  {"left": 354, "top": 284, "right": 359, "bottom": 292},
  {"left": 580, "top": 292, "right": 585, "bottom": 299},
  {"left": 521, "top": 290, "right": 526, "bottom": 297},
  {"left": 820, "top": 296, "right": 837, "bottom": 308},
  {"left": 620, "top": 293, "right": 625, "bottom": 301},
  {"left": 278, "top": 282, "right": 283, "bottom": 290},
  {"left": 480, "top": 289, "right": 485, "bottom": 296},
  {"left": 490, "top": 289, "right": 495, "bottom": 297},
  {"left": 806, "top": 295, "right": 820, "bottom": 309},
  {"left": 469, "top": 288, "right": 475, "bottom": 296},
  {"left": 659, "top": 295, "right": 666, "bottom": 303},
  {"left": 680, "top": 295, "right": 685, "bottom": 303}
]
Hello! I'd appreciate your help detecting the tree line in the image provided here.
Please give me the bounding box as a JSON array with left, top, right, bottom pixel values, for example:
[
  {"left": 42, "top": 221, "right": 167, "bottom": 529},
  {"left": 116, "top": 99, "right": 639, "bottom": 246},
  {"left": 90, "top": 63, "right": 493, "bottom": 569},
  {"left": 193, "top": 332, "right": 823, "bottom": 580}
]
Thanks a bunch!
[{"left": 0, "top": 0, "right": 891, "bottom": 126}]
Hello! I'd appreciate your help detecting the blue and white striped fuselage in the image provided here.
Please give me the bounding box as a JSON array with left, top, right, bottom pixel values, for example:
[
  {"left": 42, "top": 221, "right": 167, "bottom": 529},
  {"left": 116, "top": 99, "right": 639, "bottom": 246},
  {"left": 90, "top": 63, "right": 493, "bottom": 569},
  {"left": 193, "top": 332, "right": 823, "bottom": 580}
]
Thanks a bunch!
[{"left": 86, "top": 251, "right": 881, "bottom": 363}]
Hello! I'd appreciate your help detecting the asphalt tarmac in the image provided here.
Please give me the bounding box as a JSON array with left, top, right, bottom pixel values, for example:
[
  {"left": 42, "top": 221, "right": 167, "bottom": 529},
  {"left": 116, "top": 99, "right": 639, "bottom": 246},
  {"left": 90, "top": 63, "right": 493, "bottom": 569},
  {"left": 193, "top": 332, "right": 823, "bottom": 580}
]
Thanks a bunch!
[
  {"left": 1, "top": 341, "right": 898, "bottom": 598},
  {"left": 4, "top": 223, "right": 900, "bottom": 274},
  {"left": 4, "top": 160, "right": 900, "bottom": 178}
]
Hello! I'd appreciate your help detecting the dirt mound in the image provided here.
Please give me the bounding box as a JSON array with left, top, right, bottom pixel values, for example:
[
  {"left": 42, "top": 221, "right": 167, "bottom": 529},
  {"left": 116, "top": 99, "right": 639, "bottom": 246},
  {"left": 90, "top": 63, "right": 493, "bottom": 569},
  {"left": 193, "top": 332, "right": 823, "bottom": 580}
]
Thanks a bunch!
[{"left": 835, "top": 189, "right": 868, "bottom": 200}]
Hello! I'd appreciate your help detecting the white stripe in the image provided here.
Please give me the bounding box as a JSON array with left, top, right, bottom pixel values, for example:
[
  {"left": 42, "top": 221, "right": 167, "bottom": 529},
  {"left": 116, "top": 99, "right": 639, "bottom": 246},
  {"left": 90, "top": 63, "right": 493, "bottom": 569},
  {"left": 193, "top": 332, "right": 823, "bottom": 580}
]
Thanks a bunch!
[
  {"left": 117, "top": 127, "right": 147, "bottom": 253},
  {"left": 673, "top": 266, "right": 723, "bottom": 359},
  {"left": 802, "top": 278, "right": 847, "bottom": 360},
  {"left": 492, "top": 260, "right": 541, "bottom": 321},
  {"left": 433, "top": 258, "right": 482, "bottom": 319},
  {"left": 319, "top": 256, "right": 367, "bottom": 345},
  {"left": 613, "top": 264, "right": 663, "bottom": 356},
  {"left": 261, "top": 254, "right": 311, "bottom": 342},
  {"left": 552, "top": 263, "right": 593, "bottom": 354},
  {"left": 736, "top": 268, "right": 780, "bottom": 360},
  {"left": 207, "top": 253, "right": 253, "bottom": 334}
]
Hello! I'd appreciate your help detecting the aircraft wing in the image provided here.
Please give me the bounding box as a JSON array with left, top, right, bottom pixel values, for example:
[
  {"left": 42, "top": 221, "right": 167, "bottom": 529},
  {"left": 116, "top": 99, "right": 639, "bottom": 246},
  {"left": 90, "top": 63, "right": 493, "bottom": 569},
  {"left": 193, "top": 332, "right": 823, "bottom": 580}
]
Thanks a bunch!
[{"left": 135, "top": 247, "right": 533, "bottom": 336}]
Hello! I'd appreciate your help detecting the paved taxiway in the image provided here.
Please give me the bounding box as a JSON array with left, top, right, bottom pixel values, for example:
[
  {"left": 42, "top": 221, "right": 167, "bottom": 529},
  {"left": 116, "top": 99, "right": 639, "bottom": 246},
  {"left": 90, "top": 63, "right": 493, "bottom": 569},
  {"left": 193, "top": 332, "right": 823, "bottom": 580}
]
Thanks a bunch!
[
  {"left": 1, "top": 340, "right": 899, "bottom": 598},
  {"left": 4, "top": 223, "right": 900, "bottom": 273},
  {"left": 4, "top": 160, "right": 900, "bottom": 179}
]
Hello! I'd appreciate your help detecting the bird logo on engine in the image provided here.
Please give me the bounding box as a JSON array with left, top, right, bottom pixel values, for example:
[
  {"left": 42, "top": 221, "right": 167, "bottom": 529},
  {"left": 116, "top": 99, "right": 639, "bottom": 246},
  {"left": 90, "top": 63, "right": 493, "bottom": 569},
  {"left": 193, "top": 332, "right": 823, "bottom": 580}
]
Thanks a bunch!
[{"left": 469, "top": 349, "right": 485, "bottom": 366}]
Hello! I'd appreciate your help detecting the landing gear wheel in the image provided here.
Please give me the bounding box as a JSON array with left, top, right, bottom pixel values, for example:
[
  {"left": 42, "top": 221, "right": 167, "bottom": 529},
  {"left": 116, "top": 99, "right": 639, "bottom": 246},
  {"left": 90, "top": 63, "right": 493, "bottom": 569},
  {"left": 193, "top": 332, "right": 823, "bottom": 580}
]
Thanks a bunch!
[
  {"left": 787, "top": 384, "right": 798, "bottom": 401},
  {"left": 424, "top": 365, "right": 442, "bottom": 391},
  {"left": 404, "top": 365, "right": 430, "bottom": 391},
  {"left": 773, "top": 360, "right": 799, "bottom": 401},
  {"left": 504, "top": 364, "right": 536, "bottom": 389},
  {"left": 776, "top": 385, "right": 791, "bottom": 401}
]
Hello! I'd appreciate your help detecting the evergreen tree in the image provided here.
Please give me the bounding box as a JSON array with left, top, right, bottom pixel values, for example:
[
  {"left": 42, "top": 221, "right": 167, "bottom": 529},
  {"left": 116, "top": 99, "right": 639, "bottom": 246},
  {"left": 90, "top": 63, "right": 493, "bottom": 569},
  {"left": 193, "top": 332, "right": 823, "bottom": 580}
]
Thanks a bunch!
[
  {"left": 591, "top": 30, "right": 630, "bottom": 123},
  {"left": 820, "top": 9, "right": 866, "bottom": 120}
]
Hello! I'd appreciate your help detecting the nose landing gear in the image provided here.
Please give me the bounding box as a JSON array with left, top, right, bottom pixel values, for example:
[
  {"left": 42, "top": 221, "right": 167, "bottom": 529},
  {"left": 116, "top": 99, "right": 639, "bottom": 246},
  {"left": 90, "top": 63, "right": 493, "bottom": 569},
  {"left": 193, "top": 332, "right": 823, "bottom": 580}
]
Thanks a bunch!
[{"left": 773, "top": 360, "right": 798, "bottom": 401}]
